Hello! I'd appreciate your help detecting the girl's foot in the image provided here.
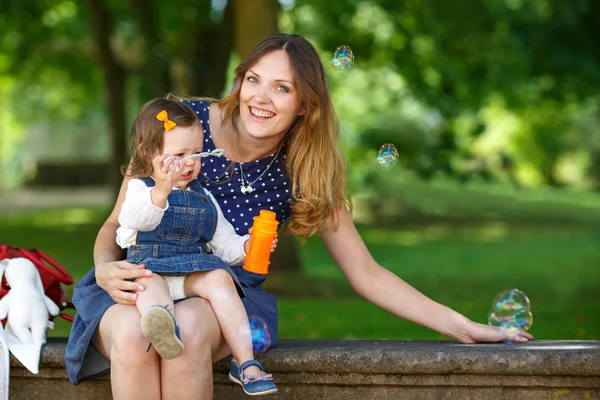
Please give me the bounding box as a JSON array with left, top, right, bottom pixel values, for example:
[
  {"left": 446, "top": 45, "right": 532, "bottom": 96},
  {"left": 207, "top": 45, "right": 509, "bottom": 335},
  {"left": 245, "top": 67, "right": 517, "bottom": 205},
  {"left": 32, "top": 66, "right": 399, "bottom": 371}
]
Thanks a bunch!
[
  {"left": 141, "top": 305, "right": 184, "bottom": 360},
  {"left": 229, "top": 359, "right": 278, "bottom": 396}
]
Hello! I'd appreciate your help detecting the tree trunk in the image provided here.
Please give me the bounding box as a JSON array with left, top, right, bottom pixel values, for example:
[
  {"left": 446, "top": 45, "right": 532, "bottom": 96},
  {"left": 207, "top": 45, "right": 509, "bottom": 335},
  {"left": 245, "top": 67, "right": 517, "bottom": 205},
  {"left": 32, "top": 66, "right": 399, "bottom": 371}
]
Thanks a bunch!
[
  {"left": 170, "top": 1, "right": 235, "bottom": 98},
  {"left": 590, "top": 151, "right": 600, "bottom": 191},
  {"left": 541, "top": 156, "right": 560, "bottom": 187},
  {"left": 232, "top": 0, "right": 279, "bottom": 59},
  {"left": 128, "top": 0, "right": 170, "bottom": 98},
  {"left": 84, "top": 0, "right": 127, "bottom": 199},
  {"left": 270, "top": 221, "right": 302, "bottom": 276}
]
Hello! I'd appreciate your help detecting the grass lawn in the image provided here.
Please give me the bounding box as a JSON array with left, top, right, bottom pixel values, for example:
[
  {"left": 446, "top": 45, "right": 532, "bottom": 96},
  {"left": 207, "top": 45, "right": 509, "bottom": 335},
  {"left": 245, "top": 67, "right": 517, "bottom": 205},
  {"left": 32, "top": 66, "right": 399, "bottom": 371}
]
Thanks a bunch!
[
  {"left": 277, "top": 224, "right": 599, "bottom": 340},
  {"left": 0, "top": 181, "right": 598, "bottom": 341}
]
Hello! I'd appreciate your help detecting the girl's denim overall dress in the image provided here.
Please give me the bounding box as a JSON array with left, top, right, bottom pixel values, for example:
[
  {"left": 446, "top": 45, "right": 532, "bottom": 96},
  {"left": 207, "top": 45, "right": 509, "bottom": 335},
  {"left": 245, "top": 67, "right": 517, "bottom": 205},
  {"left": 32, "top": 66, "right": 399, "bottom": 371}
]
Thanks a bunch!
[
  {"left": 124, "top": 177, "right": 244, "bottom": 298},
  {"left": 65, "top": 178, "right": 284, "bottom": 385}
]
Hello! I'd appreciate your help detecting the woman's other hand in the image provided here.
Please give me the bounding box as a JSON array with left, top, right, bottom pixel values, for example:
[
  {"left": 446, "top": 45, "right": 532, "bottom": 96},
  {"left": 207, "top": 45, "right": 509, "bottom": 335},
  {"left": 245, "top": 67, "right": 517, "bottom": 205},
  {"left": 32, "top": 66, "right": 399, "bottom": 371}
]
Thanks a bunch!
[
  {"left": 96, "top": 260, "right": 152, "bottom": 305},
  {"left": 454, "top": 320, "right": 534, "bottom": 344}
]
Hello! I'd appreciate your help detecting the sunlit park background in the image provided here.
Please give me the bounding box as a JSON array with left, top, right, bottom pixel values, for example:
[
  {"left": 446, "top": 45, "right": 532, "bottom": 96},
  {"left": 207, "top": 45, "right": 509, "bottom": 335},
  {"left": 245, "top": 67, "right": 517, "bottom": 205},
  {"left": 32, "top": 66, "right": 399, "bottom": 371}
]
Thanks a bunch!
[{"left": 0, "top": 0, "right": 599, "bottom": 341}]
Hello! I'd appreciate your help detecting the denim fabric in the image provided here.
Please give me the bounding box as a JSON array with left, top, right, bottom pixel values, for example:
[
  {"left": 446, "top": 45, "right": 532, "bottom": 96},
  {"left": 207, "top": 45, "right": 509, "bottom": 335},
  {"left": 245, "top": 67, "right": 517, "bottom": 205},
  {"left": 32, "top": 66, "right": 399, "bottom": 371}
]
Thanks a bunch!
[
  {"left": 124, "top": 178, "right": 244, "bottom": 297},
  {"left": 64, "top": 267, "right": 113, "bottom": 384},
  {"left": 65, "top": 178, "right": 280, "bottom": 385},
  {"left": 233, "top": 266, "right": 279, "bottom": 347}
]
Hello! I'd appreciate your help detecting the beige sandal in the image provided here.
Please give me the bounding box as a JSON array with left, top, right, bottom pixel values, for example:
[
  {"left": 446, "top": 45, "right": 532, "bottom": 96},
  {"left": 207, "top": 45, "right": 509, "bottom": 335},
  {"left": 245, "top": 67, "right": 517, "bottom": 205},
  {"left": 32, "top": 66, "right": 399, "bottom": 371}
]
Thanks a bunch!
[{"left": 141, "top": 305, "right": 184, "bottom": 360}]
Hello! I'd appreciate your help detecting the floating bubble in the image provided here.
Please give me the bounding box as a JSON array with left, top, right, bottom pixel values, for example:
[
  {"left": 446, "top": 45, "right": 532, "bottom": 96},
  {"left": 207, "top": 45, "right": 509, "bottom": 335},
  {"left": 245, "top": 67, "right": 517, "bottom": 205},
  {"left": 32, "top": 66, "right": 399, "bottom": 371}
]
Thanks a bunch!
[
  {"left": 497, "top": 326, "right": 522, "bottom": 344},
  {"left": 487, "top": 307, "right": 533, "bottom": 331},
  {"left": 492, "top": 289, "right": 531, "bottom": 312},
  {"left": 248, "top": 315, "right": 271, "bottom": 353},
  {"left": 332, "top": 46, "right": 354, "bottom": 70},
  {"left": 376, "top": 143, "right": 399, "bottom": 168},
  {"left": 488, "top": 288, "right": 533, "bottom": 343}
]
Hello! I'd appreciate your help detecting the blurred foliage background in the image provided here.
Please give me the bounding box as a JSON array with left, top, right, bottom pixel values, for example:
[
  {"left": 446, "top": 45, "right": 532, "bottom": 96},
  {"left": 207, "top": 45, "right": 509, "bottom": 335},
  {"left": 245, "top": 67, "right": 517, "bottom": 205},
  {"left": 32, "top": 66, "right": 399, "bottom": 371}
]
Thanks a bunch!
[{"left": 0, "top": 0, "right": 598, "bottom": 340}]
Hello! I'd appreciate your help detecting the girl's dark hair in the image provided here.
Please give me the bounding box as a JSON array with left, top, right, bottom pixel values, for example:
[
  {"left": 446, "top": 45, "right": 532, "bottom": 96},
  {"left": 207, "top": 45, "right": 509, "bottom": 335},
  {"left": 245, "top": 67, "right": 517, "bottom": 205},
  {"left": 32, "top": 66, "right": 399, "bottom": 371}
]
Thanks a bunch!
[{"left": 124, "top": 97, "right": 200, "bottom": 178}]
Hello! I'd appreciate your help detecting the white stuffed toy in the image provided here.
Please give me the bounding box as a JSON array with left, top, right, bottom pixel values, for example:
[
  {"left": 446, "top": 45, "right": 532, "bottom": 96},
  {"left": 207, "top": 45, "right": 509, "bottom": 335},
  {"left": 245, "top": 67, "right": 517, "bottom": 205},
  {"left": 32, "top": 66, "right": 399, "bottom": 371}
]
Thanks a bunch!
[{"left": 0, "top": 257, "right": 60, "bottom": 344}]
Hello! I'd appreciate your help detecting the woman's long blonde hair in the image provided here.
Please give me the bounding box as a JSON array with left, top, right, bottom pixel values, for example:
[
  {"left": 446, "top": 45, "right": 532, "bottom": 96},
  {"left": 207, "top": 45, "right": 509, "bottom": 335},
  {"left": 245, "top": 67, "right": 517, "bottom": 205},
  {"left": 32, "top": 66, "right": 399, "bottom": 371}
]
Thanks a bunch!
[{"left": 220, "top": 34, "right": 348, "bottom": 240}]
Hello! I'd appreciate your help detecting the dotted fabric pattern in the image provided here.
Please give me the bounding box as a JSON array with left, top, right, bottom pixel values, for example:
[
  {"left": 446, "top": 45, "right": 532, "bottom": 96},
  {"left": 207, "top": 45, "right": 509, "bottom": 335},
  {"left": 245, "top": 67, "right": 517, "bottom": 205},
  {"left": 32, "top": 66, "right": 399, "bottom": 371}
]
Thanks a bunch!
[{"left": 183, "top": 100, "right": 293, "bottom": 234}]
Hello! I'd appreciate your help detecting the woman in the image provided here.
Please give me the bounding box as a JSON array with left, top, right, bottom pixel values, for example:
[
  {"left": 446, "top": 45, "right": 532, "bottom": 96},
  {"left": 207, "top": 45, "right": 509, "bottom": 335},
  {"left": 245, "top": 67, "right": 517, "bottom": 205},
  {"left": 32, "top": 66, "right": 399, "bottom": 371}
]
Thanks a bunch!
[{"left": 65, "top": 33, "right": 532, "bottom": 399}]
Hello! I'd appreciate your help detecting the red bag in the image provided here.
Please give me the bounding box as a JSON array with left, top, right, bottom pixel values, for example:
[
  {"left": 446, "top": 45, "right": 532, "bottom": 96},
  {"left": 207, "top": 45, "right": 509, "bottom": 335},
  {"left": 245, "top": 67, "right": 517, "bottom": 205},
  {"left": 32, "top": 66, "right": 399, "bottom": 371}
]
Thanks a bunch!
[{"left": 0, "top": 244, "right": 75, "bottom": 324}]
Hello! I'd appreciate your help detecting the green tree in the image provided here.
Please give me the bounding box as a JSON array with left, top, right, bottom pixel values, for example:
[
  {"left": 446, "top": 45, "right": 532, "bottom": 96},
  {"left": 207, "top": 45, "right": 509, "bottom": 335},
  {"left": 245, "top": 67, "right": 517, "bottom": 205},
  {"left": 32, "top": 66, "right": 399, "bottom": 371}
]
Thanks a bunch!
[
  {"left": 286, "top": 0, "right": 600, "bottom": 185},
  {"left": 0, "top": 0, "right": 102, "bottom": 188}
]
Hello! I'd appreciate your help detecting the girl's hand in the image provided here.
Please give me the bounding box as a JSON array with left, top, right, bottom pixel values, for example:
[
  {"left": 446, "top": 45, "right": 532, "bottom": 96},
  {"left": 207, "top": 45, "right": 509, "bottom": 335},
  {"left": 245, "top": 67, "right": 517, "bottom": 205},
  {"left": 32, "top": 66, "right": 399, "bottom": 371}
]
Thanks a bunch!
[
  {"left": 96, "top": 260, "right": 152, "bottom": 305},
  {"left": 454, "top": 320, "right": 533, "bottom": 344},
  {"left": 152, "top": 154, "right": 178, "bottom": 195},
  {"left": 244, "top": 230, "right": 278, "bottom": 253},
  {"left": 271, "top": 233, "right": 278, "bottom": 252}
]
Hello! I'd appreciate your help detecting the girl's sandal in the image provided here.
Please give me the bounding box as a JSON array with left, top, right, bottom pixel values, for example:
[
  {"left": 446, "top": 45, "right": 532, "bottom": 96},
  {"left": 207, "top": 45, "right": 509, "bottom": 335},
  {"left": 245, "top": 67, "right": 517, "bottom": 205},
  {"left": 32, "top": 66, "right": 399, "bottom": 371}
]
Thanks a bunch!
[
  {"left": 141, "top": 305, "right": 184, "bottom": 360},
  {"left": 229, "top": 359, "right": 278, "bottom": 396}
]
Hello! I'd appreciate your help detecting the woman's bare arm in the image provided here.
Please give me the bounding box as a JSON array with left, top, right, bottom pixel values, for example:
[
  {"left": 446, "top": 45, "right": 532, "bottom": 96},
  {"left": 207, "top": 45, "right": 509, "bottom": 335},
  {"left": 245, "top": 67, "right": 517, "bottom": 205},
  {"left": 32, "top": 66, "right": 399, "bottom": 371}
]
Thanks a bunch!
[
  {"left": 319, "top": 207, "right": 533, "bottom": 343},
  {"left": 94, "top": 175, "right": 151, "bottom": 305}
]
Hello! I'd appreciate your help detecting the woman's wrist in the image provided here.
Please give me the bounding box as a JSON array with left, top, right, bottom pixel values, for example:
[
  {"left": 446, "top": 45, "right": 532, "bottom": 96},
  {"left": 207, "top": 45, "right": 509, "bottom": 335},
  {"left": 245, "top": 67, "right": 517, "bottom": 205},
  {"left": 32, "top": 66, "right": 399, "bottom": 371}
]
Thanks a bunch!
[
  {"left": 94, "top": 252, "right": 119, "bottom": 290},
  {"left": 95, "top": 260, "right": 109, "bottom": 289},
  {"left": 447, "top": 315, "right": 478, "bottom": 343},
  {"left": 437, "top": 309, "right": 474, "bottom": 343}
]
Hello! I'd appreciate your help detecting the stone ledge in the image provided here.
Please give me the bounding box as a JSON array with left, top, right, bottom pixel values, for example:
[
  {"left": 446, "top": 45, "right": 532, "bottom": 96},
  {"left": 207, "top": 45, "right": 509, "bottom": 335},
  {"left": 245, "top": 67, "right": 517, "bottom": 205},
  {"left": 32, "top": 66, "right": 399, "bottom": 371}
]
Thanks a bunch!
[{"left": 9, "top": 339, "right": 600, "bottom": 400}]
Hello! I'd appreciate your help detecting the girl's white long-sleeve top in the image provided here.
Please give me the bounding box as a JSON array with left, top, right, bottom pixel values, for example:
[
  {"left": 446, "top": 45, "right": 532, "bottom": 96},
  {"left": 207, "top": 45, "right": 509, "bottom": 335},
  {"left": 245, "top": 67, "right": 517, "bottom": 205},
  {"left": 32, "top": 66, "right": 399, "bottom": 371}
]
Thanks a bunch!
[{"left": 116, "top": 178, "right": 249, "bottom": 266}]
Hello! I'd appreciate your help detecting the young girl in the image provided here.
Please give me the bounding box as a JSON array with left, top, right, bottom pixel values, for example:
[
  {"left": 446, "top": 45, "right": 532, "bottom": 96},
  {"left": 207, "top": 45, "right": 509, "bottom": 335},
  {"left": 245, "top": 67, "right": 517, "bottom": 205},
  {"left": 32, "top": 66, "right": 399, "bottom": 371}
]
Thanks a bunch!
[{"left": 116, "top": 98, "right": 277, "bottom": 396}]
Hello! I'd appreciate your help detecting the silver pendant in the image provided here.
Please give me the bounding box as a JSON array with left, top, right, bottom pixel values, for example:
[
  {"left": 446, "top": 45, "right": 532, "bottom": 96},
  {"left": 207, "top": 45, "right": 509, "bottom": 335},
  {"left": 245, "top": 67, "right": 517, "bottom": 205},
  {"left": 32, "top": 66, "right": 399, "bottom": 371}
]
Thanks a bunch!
[{"left": 241, "top": 185, "right": 254, "bottom": 194}]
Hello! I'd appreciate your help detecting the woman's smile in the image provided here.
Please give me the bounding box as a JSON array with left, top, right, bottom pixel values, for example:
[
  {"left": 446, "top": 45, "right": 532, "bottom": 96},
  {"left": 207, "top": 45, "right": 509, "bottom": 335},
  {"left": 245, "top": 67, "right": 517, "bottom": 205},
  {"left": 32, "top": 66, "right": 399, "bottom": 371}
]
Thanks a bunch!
[{"left": 249, "top": 106, "right": 276, "bottom": 119}]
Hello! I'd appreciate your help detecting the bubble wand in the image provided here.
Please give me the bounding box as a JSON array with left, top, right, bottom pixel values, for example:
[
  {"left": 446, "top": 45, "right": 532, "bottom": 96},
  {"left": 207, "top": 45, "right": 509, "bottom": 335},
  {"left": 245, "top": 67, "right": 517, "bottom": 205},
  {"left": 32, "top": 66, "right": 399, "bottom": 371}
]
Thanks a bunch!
[{"left": 164, "top": 148, "right": 225, "bottom": 172}]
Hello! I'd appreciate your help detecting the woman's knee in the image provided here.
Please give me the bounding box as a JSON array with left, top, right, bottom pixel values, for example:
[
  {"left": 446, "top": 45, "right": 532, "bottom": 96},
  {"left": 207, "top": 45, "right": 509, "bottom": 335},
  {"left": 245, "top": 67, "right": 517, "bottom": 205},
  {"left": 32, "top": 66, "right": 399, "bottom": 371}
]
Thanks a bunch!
[
  {"left": 175, "top": 298, "right": 228, "bottom": 359},
  {"left": 109, "top": 307, "right": 157, "bottom": 365}
]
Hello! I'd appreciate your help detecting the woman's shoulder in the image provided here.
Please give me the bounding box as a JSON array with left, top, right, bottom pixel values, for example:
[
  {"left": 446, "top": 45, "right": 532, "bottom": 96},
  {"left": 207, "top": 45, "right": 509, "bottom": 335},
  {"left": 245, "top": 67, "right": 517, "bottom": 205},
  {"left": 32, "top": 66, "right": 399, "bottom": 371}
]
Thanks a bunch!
[{"left": 181, "top": 99, "right": 214, "bottom": 117}]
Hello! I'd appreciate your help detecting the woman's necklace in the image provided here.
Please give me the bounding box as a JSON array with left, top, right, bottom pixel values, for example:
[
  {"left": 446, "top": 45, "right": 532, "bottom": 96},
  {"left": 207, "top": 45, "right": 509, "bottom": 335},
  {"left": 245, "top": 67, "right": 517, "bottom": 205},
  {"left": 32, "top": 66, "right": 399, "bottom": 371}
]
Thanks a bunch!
[{"left": 234, "top": 132, "right": 282, "bottom": 194}]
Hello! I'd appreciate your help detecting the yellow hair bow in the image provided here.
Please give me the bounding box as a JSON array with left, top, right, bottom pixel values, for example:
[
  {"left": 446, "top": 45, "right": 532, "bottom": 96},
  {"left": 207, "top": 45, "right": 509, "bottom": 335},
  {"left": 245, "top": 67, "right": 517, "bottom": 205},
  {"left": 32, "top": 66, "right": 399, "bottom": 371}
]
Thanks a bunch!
[{"left": 155, "top": 110, "right": 176, "bottom": 131}]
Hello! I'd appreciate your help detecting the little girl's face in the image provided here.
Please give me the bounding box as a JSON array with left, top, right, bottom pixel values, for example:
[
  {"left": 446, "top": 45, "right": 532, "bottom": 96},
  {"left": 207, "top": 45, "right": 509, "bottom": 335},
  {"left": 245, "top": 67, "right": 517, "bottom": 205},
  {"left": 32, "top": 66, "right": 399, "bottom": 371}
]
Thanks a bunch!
[{"left": 159, "top": 123, "right": 204, "bottom": 189}]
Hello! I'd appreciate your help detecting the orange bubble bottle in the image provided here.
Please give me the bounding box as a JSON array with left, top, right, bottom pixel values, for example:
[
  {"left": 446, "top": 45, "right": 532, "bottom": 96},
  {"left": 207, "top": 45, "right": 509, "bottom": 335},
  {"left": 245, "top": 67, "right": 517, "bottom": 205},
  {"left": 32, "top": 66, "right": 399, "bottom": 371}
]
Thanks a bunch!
[{"left": 243, "top": 210, "right": 279, "bottom": 275}]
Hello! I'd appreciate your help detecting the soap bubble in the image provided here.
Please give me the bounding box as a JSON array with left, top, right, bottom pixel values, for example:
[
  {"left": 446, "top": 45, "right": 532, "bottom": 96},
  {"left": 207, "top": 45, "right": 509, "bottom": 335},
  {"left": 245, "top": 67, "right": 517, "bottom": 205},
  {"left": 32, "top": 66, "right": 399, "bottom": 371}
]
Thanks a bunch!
[
  {"left": 492, "top": 289, "right": 531, "bottom": 312},
  {"left": 376, "top": 143, "right": 399, "bottom": 168},
  {"left": 487, "top": 307, "right": 533, "bottom": 331},
  {"left": 488, "top": 288, "right": 533, "bottom": 342},
  {"left": 248, "top": 315, "right": 271, "bottom": 353},
  {"left": 497, "top": 326, "right": 522, "bottom": 344},
  {"left": 332, "top": 46, "right": 354, "bottom": 70}
]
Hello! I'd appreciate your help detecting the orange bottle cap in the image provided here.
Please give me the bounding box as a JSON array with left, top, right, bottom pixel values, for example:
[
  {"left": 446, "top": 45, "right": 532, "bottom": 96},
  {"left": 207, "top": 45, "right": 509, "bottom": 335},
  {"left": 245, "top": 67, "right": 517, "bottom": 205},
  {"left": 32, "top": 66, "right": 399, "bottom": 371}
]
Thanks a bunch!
[{"left": 253, "top": 210, "right": 279, "bottom": 233}]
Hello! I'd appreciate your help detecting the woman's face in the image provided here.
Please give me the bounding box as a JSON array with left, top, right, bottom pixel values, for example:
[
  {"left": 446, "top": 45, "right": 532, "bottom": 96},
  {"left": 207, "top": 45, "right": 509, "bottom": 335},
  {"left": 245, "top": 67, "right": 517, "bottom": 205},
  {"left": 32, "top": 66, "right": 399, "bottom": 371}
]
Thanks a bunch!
[{"left": 238, "top": 50, "right": 303, "bottom": 140}]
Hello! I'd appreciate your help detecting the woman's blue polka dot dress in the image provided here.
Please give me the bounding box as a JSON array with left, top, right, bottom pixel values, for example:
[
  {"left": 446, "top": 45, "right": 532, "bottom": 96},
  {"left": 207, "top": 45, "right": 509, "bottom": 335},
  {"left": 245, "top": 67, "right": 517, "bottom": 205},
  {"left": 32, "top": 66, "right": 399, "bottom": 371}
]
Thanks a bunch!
[{"left": 183, "top": 100, "right": 293, "bottom": 234}]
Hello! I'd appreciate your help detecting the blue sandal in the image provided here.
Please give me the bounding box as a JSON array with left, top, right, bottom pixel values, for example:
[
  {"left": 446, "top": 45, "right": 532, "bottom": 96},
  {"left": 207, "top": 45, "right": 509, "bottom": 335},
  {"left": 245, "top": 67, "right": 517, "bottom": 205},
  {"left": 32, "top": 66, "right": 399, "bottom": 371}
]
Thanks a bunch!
[
  {"left": 141, "top": 305, "right": 184, "bottom": 360},
  {"left": 229, "top": 359, "right": 278, "bottom": 396}
]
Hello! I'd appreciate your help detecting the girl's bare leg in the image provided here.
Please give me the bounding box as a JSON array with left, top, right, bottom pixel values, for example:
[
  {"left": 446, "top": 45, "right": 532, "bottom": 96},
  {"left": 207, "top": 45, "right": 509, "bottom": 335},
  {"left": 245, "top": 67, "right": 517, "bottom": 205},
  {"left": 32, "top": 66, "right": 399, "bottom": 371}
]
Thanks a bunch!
[
  {"left": 160, "top": 297, "right": 232, "bottom": 400},
  {"left": 184, "top": 270, "right": 261, "bottom": 376},
  {"left": 134, "top": 274, "right": 183, "bottom": 359},
  {"left": 93, "top": 304, "right": 161, "bottom": 400},
  {"left": 135, "top": 274, "right": 174, "bottom": 314}
]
